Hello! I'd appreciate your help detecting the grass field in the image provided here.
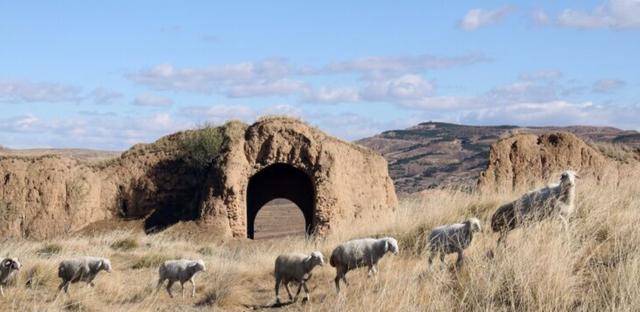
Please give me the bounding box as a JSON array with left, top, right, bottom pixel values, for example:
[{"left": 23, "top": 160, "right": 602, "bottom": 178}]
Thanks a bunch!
[{"left": 1, "top": 170, "right": 639, "bottom": 311}]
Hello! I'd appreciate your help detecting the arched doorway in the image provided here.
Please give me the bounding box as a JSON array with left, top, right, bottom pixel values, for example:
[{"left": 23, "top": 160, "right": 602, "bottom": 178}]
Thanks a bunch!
[
  {"left": 253, "top": 198, "right": 306, "bottom": 239},
  {"left": 246, "top": 163, "right": 315, "bottom": 239}
]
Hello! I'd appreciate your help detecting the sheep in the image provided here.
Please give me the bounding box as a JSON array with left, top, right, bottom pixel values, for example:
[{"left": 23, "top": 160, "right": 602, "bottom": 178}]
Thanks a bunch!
[
  {"left": 427, "top": 218, "right": 482, "bottom": 269},
  {"left": 491, "top": 170, "right": 579, "bottom": 245},
  {"left": 57, "top": 256, "right": 112, "bottom": 294},
  {"left": 274, "top": 251, "right": 324, "bottom": 303},
  {"left": 1, "top": 258, "right": 21, "bottom": 297},
  {"left": 329, "top": 237, "right": 399, "bottom": 292},
  {"left": 156, "top": 259, "right": 206, "bottom": 298}
]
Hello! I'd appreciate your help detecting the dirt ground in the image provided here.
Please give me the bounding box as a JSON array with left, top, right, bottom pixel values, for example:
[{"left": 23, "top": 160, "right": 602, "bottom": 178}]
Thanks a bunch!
[{"left": 254, "top": 199, "right": 306, "bottom": 240}]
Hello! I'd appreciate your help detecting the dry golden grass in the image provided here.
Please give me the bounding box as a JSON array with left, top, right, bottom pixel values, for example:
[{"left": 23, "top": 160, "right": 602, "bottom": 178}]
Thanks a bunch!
[{"left": 1, "top": 169, "right": 639, "bottom": 311}]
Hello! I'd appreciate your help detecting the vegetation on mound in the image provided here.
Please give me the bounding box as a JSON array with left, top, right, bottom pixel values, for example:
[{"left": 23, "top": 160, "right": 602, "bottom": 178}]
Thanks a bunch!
[{"left": 179, "top": 123, "right": 225, "bottom": 170}]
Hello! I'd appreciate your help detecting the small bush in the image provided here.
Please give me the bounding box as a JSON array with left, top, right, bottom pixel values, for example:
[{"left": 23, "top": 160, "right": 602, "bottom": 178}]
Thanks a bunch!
[
  {"left": 37, "top": 243, "right": 62, "bottom": 257},
  {"left": 110, "top": 237, "right": 139, "bottom": 251},
  {"left": 131, "top": 254, "right": 171, "bottom": 270},
  {"left": 181, "top": 123, "right": 224, "bottom": 170}
]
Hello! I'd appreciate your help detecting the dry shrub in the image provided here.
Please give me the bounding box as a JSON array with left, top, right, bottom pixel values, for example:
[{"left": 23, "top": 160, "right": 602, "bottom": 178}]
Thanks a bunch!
[
  {"left": 131, "top": 253, "right": 171, "bottom": 270},
  {"left": 36, "top": 243, "right": 62, "bottom": 258},
  {"left": 110, "top": 237, "right": 139, "bottom": 251}
]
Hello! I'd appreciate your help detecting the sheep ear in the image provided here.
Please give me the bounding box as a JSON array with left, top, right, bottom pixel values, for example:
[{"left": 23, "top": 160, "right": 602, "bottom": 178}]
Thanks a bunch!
[{"left": 2, "top": 259, "right": 10, "bottom": 268}]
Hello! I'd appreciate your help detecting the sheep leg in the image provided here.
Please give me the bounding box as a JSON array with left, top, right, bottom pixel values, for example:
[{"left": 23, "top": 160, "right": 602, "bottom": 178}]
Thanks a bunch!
[
  {"left": 58, "top": 281, "right": 70, "bottom": 294},
  {"left": 439, "top": 253, "right": 445, "bottom": 270},
  {"left": 334, "top": 273, "right": 341, "bottom": 293},
  {"left": 284, "top": 282, "right": 294, "bottom": 301},
  {"left": 456, "top": 251, "right": 465, "bottom": 268},
  {"left": 293, "top": 281, "right": 303, "bottom": 302},
  {"left": 166, "top": 280, "right": 175, "bottom": 298},
  {"left": 0, "top": 285, "right": 4, "bottom": 297},
  {"left": 190, "top": 279, "right": 196, "bottom": 298},
  {"left": 427, "top": 252, "right": 436, "bottom": 271},
  {"left": 497, "top": 230, "right": 511, "bottom": 247},
  {"left": 156, "top": 278, "right": 165, "bottom": 293},
  {"left": 181, "top": 282, "right": 185, "bottom": 299},
  {"left": 302, "top": 282, "right": 310, "bottom": 302},
  {"left": 274, "top": 277, "right": 281, "bottom": 303}
]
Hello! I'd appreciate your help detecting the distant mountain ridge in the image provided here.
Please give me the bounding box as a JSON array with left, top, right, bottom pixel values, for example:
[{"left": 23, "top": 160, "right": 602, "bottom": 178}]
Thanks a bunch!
[{"left": 356, "top": 122, "right": 640, "bottom": 194}]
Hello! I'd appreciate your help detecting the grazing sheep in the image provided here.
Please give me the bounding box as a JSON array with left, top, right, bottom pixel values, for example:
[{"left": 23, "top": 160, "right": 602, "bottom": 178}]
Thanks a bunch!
[
  {"left": 491, "top": 170, "right": 579, "bottom": 245},
  {"left": 274, "top": 251, "right": 324, "bottom": 303},
  {"left": 57, "top": 256, "right": 112, "bottom": 294},
  {"left": 427, "top": 218, "right": 482, "bottom": 269},
  {"left": 330, "top": 237, "right": 399, "bottom": 292},
  {"left": 157, "top": 259, "right": 206, "bottom": 298},
  {"left": 1, "top": 258, "right": 21, "bottom": 297}
]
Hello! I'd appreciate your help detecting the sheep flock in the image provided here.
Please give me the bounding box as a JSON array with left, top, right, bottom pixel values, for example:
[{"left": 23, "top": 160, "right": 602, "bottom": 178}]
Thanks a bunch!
[{"left": 0, "top": 168, "right": 636, "bottom": 310}]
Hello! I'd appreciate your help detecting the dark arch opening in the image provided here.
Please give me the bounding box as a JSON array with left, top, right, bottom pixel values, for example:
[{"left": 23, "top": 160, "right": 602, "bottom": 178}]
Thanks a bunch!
[{"left": 246, "top": 163, "right": 315, "bottom": 239}]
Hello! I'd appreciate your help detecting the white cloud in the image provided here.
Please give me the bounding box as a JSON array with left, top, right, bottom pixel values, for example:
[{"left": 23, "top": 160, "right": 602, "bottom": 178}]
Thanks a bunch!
[
  {"left": 0, "top": 112, "right": 190, "bottom": 150},
  {"left": 0, "top": 80, "right": 82, "bottom": 103},
  {"left": 302, "top": 86, "right": 361, "bottom": 103},
  {"left": 556, "top": 0, "right": 640, "bottom": 29},
  {"left": 531, "top": 9, "right": 551, "bottom": 25},
  {"left": 592, "top": 79, "right": 626, "bottom": 93},
  {"left": 128, "top": 59, "right": 292, "bottom": 94},
  {"left": 180, "top": 105, "right": 257, "bottom": 124},
  {"left": 458, "top": 100, "right": 640, "bottom": 130},
  {"left": 459, "top": 6, "right": 515, "bottom": 31},
  {"left": 361, "top": 74, "right": 435, "bottom": 101},
  {"left": 90, "top": 87, "right": 123, "bottom": 105},
  {"left": 324, "top": 53, "right": 489, "bottom": 78},
  {"left": 519, "top": 70, "right": 563, "bottom": 81},
  {"left": 225, "top": 79, "right": 307, "bottom": 97},
  {"left": 132, "top": 93, "right": 174, "bottom": 107}
]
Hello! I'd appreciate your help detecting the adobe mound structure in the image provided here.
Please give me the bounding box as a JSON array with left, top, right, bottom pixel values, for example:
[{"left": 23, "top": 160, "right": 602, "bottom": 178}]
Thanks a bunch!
[
  {"left": 0, "top": 117, "right": 397, "bottom": 239},
  {"left": 477, "top": 132, "right": 636, "bottom": 192}
]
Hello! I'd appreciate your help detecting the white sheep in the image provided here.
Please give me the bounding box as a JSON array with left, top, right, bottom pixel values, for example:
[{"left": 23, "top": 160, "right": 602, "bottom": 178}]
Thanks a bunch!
[
  {"left": 491, "top": 170, "right": 579, "bottom": 245},
  {"left": 57, "top": 256, "right": 112, "bottom": 293},
  {"left": 274, "top": 251, "right": 324, "bottom": 303},
  {"left": 1, "top": 258, "right": 21, "bottom": 297},
  {"left": 329, "top": 237, "right": 399, "bottom": 292},
  {"left": 427, "top": 218, "right": 482, "bottom": 269},
  {"left": 156, "top": 259, "right": 206, "bottom": 298}
]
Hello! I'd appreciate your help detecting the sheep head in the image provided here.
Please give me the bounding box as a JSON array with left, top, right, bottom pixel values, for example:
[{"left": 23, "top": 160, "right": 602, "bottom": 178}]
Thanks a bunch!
[
  {"left": 384, "top": 237, "right": 399, "bottom": 255},
  {"left": 1, "top": 258, "right": 20, "bottom": 272},
  {"left": 560, "top": 170, "right": 579, "bottom": 187},
  {"left": 190, "top": 259, "right": 206, "bottom": 272},
  {"left": 309, "top": 251, "right": 325, "bottom": 266},
  {"left": 466, "top": 218, "right": 482, "bottom": 233},
  {"left": 100, "top": 258, "right": 112, "bottom": 273}
]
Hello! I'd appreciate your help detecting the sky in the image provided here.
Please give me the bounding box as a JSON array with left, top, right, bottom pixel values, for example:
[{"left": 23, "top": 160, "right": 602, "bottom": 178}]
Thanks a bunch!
[{"left": 1, "top": 0, "right": 639, "bottom": 150}]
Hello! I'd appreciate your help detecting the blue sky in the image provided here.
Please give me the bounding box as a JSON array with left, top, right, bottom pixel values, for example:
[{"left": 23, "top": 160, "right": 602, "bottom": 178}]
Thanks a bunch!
[{"left": 1, "top": 1, "right": 639, "bottom": 150}]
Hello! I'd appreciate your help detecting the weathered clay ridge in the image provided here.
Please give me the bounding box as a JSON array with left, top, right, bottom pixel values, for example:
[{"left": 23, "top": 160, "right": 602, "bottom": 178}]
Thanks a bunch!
[{"left": 0, "top": 117, "right": 397, "bottom": 239}]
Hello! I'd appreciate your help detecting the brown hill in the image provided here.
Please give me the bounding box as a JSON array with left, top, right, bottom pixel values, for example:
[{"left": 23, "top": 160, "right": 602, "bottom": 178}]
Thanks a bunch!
[
  {"left": 357, "top": 122, "right": 640, "bottom": 193},
  {"left": 477, "top": 132, "right": 626, "bottom": 192},
  {"left": 0, "top": 117, "right": 396, "bottom": 239}
]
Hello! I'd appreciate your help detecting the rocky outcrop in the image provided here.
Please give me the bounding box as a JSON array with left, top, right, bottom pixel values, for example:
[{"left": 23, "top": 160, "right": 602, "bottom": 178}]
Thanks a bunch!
[
  {"left": 477, "top": 132, "right": 622, "bottom": 192},
  {"left": 0, "top": 117, "right": 397, "bottom": 239}
]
